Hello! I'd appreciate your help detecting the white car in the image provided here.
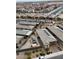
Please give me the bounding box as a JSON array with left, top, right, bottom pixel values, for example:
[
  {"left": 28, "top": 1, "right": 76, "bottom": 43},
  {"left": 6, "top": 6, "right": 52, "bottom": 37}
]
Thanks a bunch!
[{"left": 39, "top": 56, "right": 46, "bottom": 59}]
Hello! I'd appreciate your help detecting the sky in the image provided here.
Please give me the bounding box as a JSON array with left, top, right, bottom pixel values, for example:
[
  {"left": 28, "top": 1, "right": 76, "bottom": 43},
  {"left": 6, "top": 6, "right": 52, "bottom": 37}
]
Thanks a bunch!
[{"left": 16, "top": 0, "right": 55, "bottom": 2}]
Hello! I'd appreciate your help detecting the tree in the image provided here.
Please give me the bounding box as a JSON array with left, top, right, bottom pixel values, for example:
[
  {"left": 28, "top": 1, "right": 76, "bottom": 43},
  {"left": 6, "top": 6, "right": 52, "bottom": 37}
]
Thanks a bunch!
[
  {"left": 45, "top": 48, "right": 49, "bottom": 52},
  {"left": 36, "top": 54, "right": 39, "bottom": 57},
  {"left": 20, "top": 16, "right": 24, "bottom": 19},
  {"left": 26, "top": 52, "right": 32, "bottom": 59},
  {"left": 16, "top": 16, "right": 19, "bottom": 19},
  {"left": 27, "top": 56, "right": 31, "bottom": 59},
  {"left": 40, "top": 51, "right": 45, "bottom": 56}
]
